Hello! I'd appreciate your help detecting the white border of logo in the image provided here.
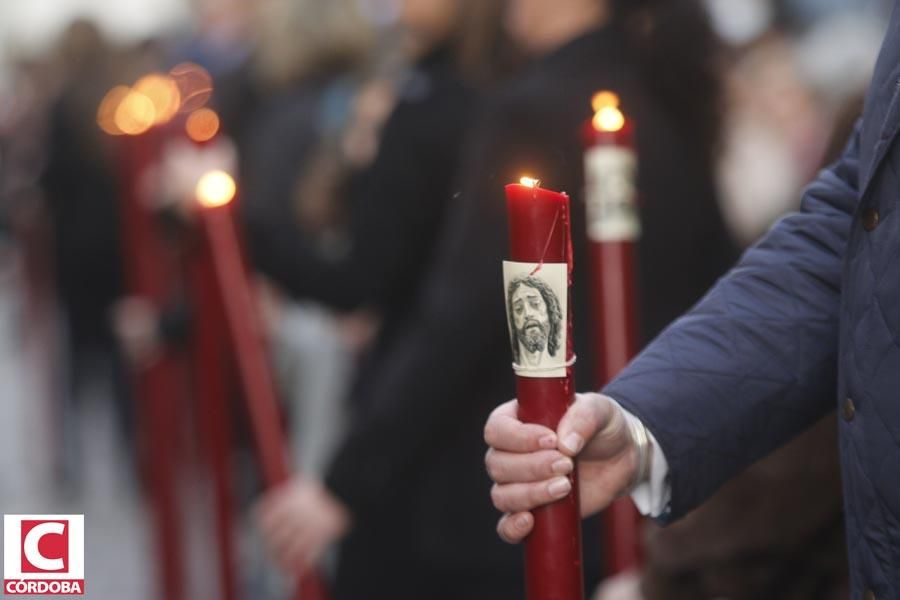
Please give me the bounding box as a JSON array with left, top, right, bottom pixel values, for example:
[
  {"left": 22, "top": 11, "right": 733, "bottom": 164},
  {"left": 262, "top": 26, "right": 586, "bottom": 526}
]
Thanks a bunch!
[{"left": 3, "top": 515, "right": 85, "bottom": 580}]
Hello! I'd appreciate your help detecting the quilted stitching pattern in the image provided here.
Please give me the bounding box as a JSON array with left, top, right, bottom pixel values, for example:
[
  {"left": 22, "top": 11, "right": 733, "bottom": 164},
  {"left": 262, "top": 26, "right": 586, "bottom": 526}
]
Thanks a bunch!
[
  {"left": 607, "top": 132, "right": 857, "bottom": 515},
  {"left": 838, "top": 138, "right": 900, "bottom": 597}
]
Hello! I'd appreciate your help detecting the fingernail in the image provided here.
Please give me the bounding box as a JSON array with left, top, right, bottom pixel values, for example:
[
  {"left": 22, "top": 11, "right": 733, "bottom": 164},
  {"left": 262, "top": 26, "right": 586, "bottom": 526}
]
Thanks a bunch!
[
  {"left": 562, "top": 433, "right": 583, "bottom": 454},
  {"left": 548, "top": 477, "right": 572, "bottom": 498},
  {"left": 552, "top": 458, "right": 573, "bottom": 475},
  {"left": 539, "top": 434, "right": 557, "bottom": 449},
  {"left": 516, "top": 514, "right": 531, "bottom": 530}
]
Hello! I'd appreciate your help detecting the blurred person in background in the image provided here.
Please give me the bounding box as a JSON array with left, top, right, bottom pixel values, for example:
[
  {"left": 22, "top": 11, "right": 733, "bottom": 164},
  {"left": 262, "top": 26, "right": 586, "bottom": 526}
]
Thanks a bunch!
[
  {"left": 241, "top": 0, "right": 379, "bottom": 479},
  {"left": 174, "top": 0, "right": 260, "bottom": 147},
  {"left": 0, "top": 48, "right": 67, "bottom": 511},
  {"left": 109, "top": 0, "right": 265, "bottom": 372},
  {"left": 0, "top": 57, "right": 58, "bottom": 239},
  {"left": 716, "top": 31, "right": 830, "bottom": 246},
  {"left": 40, "top": 20, "right": 133, "bottom": 489},
  {"left": 250, "top": 0, "right": 514, "bottom": 597},
  {"left": 0, "top": 53, "right": 61, "bottom": 325},
  {"left": 712, "top": 0, "right": 884, "bottom": 246},
  {"left": 256, "top": 0, "right": 737, "bottom": 597}
]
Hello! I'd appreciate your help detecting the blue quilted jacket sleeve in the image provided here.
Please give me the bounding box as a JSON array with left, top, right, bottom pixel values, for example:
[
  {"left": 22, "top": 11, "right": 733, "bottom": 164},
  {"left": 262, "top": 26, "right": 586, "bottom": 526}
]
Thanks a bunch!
[{"left": 604, "top": 123, "right": 861, "bottom": 522}]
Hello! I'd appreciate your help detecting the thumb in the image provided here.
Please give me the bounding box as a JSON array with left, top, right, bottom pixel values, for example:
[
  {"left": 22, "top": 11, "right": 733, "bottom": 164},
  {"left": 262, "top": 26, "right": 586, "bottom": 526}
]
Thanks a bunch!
[{"left": 557, "top": 393, "right": 630, "bottom": 460}]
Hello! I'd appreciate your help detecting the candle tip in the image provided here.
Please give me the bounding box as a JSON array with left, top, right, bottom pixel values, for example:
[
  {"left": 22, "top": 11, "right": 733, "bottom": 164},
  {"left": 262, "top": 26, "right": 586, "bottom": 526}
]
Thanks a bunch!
[
  {"left": 591, "top": 91, "right": 620, "bottom": 111},
  {"left": 591, "top": 90, "right": 625, "bottom": 132},
  {"left": 520, "top": 176, "right": 541, "bottom": 188},
  {"left": 196, "top": 170, "right": 236, "bottom": 208}
]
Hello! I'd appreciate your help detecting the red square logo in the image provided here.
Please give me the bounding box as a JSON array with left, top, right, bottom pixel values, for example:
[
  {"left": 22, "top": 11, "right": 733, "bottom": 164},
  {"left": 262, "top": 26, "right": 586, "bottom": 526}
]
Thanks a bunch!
[
  {"left": 4, "top": 515, "right": 84, "bottom": 595},
  {"left": 20, "top": 520, "right": 69, "bottom": 573}
]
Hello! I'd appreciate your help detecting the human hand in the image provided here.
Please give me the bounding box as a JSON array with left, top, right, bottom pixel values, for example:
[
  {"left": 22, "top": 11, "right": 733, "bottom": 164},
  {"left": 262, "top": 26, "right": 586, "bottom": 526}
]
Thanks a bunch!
[
  {"left": 336, "top": 309, "right": 381, "bottom": 354},
  {"left": 255, "top": 478, "right": 351, "bottom": 574},
  {"left": 484, "top": 392, "right": 639, "bottom": 543},
  {"left": 111, "top": 296, "right": 162, "bottom": 368}
]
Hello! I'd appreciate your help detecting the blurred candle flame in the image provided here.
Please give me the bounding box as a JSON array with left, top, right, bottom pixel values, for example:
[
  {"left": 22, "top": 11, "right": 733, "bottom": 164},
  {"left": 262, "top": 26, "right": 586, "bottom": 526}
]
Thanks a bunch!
[
  {"left": 591, "top": 91, "right": 620, "bottom": 112},
  {"left": 520, "top": 176, "right": 541, "bottom": 188},
  {"left": 170, "top": 63, "right": 214, "bottom": 113},
  {"left": 133, "top": 73, "right": 181, "bottom": 125},
  {"left": 97, "top": 85, "right": 131, "bottom": 135},
  {"left": 114, "top": 89, "right": 156, "bottom": 135},
  {"left": 591, "top": 90, "right": 625, "bottom": 133},
  {"left": 196, "top": 170, "right": 236, "bottom": 208},
  {"left": 97, "top": 64, "right": 216, "bottom": 137},
  {"left": 185, "top": 108, "right": 221, "bottom": 142}
]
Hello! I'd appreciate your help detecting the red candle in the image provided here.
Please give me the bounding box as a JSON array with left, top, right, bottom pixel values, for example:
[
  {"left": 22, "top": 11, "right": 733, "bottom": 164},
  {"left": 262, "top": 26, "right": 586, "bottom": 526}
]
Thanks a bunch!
[
  {"left": 195, "top": 173, "right": 330, "bottom": 600},
  {"left": 117, "top": 131, "right": 186, "bottom": 600},
  {"left": 583, "top": 92, "right": 642, "bottom": 574},
  {"left": 188, "top": 229, "right": 239, "bottom": 600},
  {"left": 505, "top": 179, "right": 584, "bottom": 600}
]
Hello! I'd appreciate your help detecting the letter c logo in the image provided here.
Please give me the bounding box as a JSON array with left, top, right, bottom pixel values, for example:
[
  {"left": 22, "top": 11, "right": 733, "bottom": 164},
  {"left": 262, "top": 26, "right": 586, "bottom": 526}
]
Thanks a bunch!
[{"left": 23, "top": 522, "right": 65, "bottom": 571}]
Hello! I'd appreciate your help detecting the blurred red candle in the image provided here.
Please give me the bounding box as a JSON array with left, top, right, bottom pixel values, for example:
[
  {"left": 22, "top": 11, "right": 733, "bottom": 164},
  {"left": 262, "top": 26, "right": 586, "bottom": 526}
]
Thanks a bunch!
[
  {"left": 195, "top": 171, "right": 329, "bottom": 600},
  {"left": 583, "top": 91, "right": 642, "bottom": 575},
  {"left": 505, "top": 178, "right": 584, "bottom": 600}
]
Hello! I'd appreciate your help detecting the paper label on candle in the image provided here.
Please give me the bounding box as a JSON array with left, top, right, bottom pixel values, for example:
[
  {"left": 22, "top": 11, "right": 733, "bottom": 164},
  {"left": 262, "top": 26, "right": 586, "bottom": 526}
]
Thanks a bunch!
[
  {"left": 584, "top": 145, "right": 640, "bottom": 242},
  {"left": 503, "top": 261, "right": 569, "bottom": 378}
]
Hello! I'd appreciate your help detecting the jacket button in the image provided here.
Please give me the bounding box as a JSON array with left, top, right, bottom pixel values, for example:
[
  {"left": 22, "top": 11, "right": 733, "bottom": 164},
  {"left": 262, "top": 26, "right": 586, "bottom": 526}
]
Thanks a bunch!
[
  {"left": 862, "top": 207, "right": 880, "bottom": 231},
  {"left": 864, "top": 589, "right": 875, "bottom": 600},
  {"left": 842, "top": 398, "right": 856, "bottom": 422}
]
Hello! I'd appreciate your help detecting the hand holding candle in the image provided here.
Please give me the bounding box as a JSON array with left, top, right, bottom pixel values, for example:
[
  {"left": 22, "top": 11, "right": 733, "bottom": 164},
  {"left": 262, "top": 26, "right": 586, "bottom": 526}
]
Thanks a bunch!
[
  {"left": 195, "top": 171, "right": 330, "bottom": 600},
  {"left": 501, "top": 177, "right": 584, "bottom": 600}
]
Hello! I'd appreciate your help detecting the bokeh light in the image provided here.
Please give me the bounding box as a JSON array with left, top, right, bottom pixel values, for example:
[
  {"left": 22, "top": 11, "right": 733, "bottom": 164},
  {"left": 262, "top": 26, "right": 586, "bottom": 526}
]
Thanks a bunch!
[
  {"left": 170, "top": 63, "right": 214, "bottom": 113},
  {"left": 97, "top": 85, "right": 132, "bottom": 135},
  {"left": 591, "top": 90, "right": 625, "bottom": 133},
  {"left": 196, "top": 170, "right": 236, "bottom": 208},
  {"left": 592, "top": 106, "right": 625, "bottom": 133},
  {"left": 185, "top": 108, "right": 220, "bottom": 143},
  {"left": 591, "top": 91, "right": 620, "bottom": 112},
  {"left": 133, "top": 73, "right": 181, "bottom": 125},
  {"left": 114, "top": 89, "right": 156, "bottom": 136}
]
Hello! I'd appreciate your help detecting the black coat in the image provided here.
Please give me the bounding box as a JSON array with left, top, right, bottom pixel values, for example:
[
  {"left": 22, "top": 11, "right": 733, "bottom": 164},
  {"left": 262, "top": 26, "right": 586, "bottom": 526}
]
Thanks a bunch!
[
  {"left": 324, "top": 27, "right": 738, "bottom": 599},
  {"left": 244, "top": 48, "right": 477, "bottom": 369},
  {"left": 43, "top": 91, "right": 123, "bottom": 350}
]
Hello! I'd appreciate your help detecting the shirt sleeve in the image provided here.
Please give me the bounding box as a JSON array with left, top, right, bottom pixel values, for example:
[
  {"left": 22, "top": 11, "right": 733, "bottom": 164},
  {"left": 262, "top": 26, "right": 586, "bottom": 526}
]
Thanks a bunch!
[{"left": 616, "top": 404, "right": 671, "bottom": 519}]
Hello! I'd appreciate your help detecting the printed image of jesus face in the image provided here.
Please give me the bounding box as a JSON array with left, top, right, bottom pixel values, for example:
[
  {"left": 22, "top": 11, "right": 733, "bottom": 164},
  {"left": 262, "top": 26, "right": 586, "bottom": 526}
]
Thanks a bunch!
[
  {"left": 506, "top": 275, "right": 563, "bottom": 367},
  {"left": 512, "top": 284, "right": 551, "bottom": 355}
]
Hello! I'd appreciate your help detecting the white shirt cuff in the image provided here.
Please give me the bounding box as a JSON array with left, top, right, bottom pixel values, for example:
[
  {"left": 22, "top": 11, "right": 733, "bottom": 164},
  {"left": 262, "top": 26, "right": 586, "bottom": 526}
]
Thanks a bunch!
[{"left": 616, "top": 402, "right": 671, "bottom": 519}]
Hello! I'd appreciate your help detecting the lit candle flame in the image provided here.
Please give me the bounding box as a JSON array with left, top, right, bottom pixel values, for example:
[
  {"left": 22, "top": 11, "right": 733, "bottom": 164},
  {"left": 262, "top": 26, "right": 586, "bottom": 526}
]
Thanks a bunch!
[
  {"left": 591, "top": 90, "right": 625, "bottom": 133},
  {"left": 170, "top": 62, "right": 214, "bottom": 113},
  {"left": 196, "top": 170, "right": 236, "bottom": 208},
  {"left": 97, "top": 86, "right": 131, "bottom": 135},
  {"left": 520, "top": 176, "right": 541, "bottom": 188},
  {"left": 97, "top": 73, "right": 183, "bottom": 136},
  {"left": 133, "top": 73, "right": 181, "bottom": 125},
  {"left": 591, "top": 91, "right": 620, "bottom": 112},
  {"left": 186, "top": 108, "right": 221, "bottom": 142},
  {"left": 114, "top": 89, "right": 156, "bottom": 135}
]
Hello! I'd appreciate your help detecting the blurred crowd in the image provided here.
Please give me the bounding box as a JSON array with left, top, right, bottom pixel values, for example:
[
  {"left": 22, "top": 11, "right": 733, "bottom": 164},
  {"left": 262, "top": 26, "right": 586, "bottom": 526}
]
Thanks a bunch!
[{"left": 0, "top": 0, "right": 891, "bottom": 599}]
